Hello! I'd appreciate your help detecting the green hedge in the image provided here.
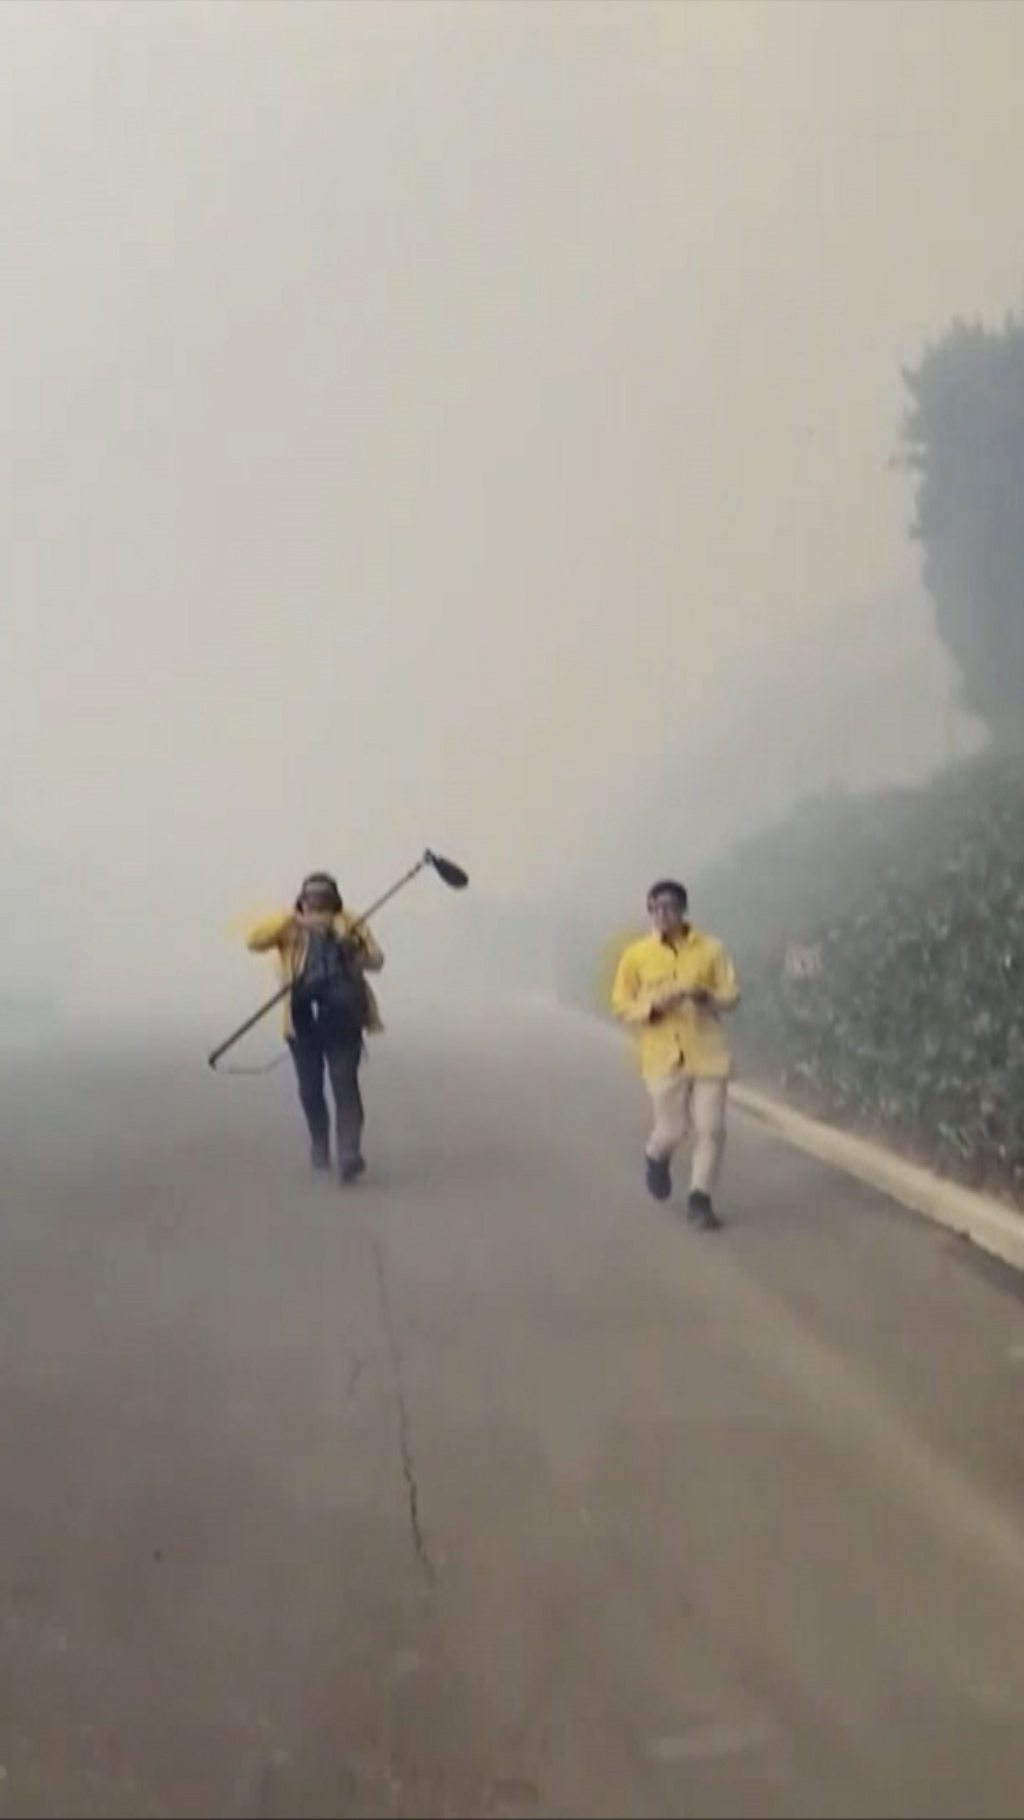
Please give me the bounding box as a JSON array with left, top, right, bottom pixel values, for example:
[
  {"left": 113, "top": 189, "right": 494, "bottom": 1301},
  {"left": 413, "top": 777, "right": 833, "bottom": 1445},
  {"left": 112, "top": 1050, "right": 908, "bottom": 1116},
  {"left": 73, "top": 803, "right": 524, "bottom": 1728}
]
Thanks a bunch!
[{"left": 700, "top": 755, "right": 1024, "bottom": 1202}]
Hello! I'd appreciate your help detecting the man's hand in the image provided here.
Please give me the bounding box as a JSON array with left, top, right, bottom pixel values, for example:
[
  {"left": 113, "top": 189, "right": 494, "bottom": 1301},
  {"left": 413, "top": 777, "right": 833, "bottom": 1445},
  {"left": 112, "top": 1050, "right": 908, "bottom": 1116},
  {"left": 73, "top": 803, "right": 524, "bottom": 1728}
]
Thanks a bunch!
[
  {"left": 650, "top": 986, "right": 687, "bottom": 1018},
  {"left": 650, "top": 985, "right": 711, "bottom": 1018}
]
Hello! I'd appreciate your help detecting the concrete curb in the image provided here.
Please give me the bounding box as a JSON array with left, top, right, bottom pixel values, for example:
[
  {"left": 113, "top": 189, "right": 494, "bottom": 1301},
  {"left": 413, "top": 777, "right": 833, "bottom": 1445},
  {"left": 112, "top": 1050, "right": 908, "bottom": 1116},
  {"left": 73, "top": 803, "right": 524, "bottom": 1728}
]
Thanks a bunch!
[
  {"left": 529, "top": 992, "right": 1024, "bottom": 1275},
  {"left": 730, "top": 1083, "right": 1024, "bottom": 1274}
]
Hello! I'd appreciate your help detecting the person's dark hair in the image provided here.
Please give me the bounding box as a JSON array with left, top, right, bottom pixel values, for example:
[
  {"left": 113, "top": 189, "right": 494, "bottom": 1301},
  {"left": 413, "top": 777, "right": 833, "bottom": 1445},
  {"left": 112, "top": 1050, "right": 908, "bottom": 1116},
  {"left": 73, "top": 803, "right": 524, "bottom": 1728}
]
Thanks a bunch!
[
  {"left": 647, "top": 878, "right": 688, "bottom": 911},
  {"left": 295, "top": 871, "right": 343, "bottom": 912}
]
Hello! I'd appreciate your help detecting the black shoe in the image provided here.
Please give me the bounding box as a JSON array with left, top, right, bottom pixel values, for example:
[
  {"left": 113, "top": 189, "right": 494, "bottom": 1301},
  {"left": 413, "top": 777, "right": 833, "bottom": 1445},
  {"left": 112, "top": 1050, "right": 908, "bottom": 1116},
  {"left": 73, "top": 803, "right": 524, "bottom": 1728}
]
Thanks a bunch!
[
  {"left": 310, "top": 1139, "right": 331, "bottom": 1173},
  {"left": 687, "top": 1189, "right": 722, "bottom": 1231},
  {"left": 645, "top": 1154, "right": 672, "bottom": 1202},
  {"left": 339, "top": 1154, "right": 367, "bottom": 1186}
]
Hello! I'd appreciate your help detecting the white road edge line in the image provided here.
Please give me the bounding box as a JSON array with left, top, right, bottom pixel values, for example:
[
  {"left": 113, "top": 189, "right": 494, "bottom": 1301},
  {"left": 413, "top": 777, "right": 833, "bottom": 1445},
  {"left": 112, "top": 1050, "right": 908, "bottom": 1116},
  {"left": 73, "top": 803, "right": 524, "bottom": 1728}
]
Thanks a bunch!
[
  {"left": 524, "top": 992, "right": 1024, "bottom": 1275},
  {"left": 730, "top": 1082, "right": 1024, "bottom": 1274}
]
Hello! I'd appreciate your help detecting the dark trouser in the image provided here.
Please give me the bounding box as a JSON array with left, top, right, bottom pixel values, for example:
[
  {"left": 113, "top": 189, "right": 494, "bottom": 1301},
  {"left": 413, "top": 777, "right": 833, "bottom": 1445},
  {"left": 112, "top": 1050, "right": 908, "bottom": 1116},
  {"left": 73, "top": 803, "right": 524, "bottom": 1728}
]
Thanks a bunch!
[{"left": 288, "top": 1028, "right": 365, "bottom": 1163}]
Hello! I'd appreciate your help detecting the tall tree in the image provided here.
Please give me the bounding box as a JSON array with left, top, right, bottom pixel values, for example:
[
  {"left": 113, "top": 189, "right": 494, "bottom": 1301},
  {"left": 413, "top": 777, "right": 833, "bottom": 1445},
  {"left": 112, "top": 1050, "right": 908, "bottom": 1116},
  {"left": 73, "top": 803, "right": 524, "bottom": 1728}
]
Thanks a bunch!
[{"left": 902, "top": 314, "right": 1024, "bottom": 748}]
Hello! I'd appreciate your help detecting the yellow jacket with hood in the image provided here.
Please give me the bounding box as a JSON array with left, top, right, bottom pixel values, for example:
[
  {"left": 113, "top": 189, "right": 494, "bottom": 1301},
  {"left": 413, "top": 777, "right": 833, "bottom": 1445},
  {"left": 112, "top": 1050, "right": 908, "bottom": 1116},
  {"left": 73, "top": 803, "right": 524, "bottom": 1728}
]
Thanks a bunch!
[{"left": 246, "top": 910, "right": 384, "bottom": 1041}]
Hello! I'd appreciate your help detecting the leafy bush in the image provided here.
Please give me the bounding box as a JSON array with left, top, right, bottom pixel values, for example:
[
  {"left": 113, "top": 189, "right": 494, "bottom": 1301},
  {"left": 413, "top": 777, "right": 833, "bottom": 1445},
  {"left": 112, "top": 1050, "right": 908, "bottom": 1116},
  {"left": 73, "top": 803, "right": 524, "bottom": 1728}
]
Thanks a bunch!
[{"left": 703, "top": 755, "right": 1024, "bottom": 1201}]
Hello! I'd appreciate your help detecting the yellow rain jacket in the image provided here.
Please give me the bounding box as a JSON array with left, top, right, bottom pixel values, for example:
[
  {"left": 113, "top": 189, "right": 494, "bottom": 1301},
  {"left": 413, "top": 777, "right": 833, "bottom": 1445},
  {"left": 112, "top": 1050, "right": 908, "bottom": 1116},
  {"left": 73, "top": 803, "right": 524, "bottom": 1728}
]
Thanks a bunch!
[
  {"left": 246, "top": 910, "right": 384, "bottom": 1042},
  {"left": 611, "top": 926, "right": 739, "bottom": 1082}
]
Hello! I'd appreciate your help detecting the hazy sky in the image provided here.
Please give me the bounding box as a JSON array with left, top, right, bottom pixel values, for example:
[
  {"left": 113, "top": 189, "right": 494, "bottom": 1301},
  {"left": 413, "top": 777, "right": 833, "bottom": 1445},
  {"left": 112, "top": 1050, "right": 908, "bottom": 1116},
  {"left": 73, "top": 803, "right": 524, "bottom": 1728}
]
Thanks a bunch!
[{"left": 3, "top": 0, "right": 1022, "bottom": 1014}]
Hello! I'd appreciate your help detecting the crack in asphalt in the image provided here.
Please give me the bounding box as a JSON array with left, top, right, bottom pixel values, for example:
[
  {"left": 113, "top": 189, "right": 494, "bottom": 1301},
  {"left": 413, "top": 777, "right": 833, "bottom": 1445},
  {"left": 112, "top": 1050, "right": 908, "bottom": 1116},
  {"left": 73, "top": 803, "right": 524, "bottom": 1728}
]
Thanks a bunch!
[{"left": 372, "top": 1238, "right": 435, "bottom": 1584}]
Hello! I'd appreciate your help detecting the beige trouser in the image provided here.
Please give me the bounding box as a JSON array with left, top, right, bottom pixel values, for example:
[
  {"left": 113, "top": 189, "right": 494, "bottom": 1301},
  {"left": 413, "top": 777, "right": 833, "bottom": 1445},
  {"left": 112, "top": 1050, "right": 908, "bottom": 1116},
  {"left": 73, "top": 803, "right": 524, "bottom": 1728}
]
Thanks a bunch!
[{"left": 646, "top": 1074, "right": 728, "bottom": 1195}]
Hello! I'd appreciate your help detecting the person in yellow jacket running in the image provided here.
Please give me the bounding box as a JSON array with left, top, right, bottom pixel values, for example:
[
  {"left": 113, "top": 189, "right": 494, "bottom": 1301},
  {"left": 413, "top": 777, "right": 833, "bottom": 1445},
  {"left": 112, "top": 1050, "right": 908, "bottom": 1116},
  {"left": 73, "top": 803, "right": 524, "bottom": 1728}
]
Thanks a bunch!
[
  {"left": 246, "top": 872, "right": 384, "bottom": 1184},
  {"left": 611, "top": 879, "right": 739, "bottom": 1229}
]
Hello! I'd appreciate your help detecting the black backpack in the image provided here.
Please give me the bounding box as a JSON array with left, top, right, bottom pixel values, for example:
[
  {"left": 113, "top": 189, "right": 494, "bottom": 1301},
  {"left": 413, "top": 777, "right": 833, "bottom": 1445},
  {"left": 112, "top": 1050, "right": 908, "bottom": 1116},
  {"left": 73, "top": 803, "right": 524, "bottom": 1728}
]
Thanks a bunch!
[{"left": 291, "top": 926, "right": 370, "bottom": 1045}]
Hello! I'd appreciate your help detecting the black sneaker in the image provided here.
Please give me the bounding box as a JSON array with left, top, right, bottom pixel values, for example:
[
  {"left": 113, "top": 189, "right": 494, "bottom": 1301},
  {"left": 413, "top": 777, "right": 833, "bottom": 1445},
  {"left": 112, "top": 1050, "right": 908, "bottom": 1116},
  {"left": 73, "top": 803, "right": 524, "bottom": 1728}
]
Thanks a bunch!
[
  {"left": 310, "top": 1139, "right": 331, "bottom": 1173},
  {"left": 645, "top": 1154, "right": 672, "bottom": 1202},
  {"left": 687, "top": 1189, "right": 722, "bottom": 1231},
  {"left": 339, "top": 1154, "right": 367, "bottom": 1187}
]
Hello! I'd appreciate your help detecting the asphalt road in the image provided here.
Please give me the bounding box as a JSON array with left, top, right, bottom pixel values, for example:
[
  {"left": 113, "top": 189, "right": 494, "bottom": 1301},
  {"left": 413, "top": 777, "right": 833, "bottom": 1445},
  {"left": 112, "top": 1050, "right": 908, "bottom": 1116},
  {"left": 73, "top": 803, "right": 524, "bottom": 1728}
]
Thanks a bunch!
[{"left": 3, "top": 999, "right": 1024, "bottom": 1819}]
